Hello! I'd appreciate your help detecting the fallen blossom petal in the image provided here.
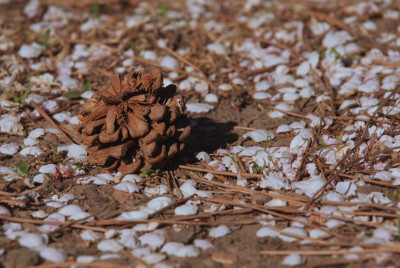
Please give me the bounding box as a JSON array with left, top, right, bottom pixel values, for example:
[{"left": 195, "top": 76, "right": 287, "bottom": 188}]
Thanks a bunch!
[
  {"left": 243, "top": 129, "right": 275, "bottom": 142},
  {"left": 282, "top": 254, "right": 306, "bottom": 266},
  {"left": 39, "top": 247, "right": 67, "bottom": 263},
  {"left": 209, "top": 225, "right": 231, "bottom": 238},
  {"left": 97, "top": 239, "right": 123, "bottom": 252}
]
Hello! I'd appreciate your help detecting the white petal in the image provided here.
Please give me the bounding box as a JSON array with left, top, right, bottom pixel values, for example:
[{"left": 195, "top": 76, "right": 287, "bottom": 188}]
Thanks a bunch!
[
  {"left": 161, "top": 242, "right": 184, "bottom": 255},
  {"left": 39, "top": 247, "right": 66, "bottom": 263},
  {"left": 174, "top": 204, "right": 198, "bottom": 216},
  {"left": 243, "top": 129, "right": 274, "bottom": 142},
  {"left": 278, "top": 227, "right": 307, "bottom": 242},
  {"left": 39, "top": 164, "right": 57, "bottom": 174},
  {"left": 175, "top": 245, "right": 200, "bottom": 257},
  {"left": 58, "top": 205, "right": 84, "bottom": 216},
  {"left": 97, "top": 240, "right": 123, "bottom": 252},
  {"left": 186, "top": 103, "right": 214, "bottom": 113},
  {"left": 282, "top": 254, "right": 306, "bottom": 266},
  {"left": 117, "top": 211, "right": 149, "bottom": 220},
  {"left": 336, "top": 181, "right": 357, "bottom": 196},
  {"left": 20, "top": 146, "right": 43, "bottom": 156},
  {"left": 256, "top": 227, "right": 279, "bottom": 238},
  {"left": 138, "top": 232, "right": 165, "bottom": 249},
  {"left": 80, "top": 230, "right": 101, "bottom": 241},
  {"left": 209, "top": 225, "right": 231, "bottom": 238},
  {"left": 0, "top": 143, "right": 19, "bottom": 155},
  {"left": 114, "top": 182, "right": 139, "bottom": 193}
]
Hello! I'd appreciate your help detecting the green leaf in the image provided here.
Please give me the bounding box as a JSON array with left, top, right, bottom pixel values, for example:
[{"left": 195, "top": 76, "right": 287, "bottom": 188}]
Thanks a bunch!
[
  {"left": 63, "top": 91, "right": 82, "bottom": 99},
  {"left": 398, "top": 216, "right": 400, "bottom": 237},
  {"left": 157, "top": 4, "right": 168, "bottom": 18},
  {"left": 223, "top": 154, "right": 239, "bottom": 167},
  {"left": 330, "top": 47, "right": 341, "bottom": 60},
  {"left": 10, "top": 94, "right": 22, "bottom": 104},
  {"left": 140, "top": 169, "right": 154, "bottom": 177},
  {"left": 22, "top": 83, "right": 33, "bottom": 102},
  {"left": 84, "top": 81, "right": 92, "bottom": 92},
  {"left": 388, "top": 193, "right": 397, "bottom": 201},
  {"left": 91, "top": 4, "right": 100, "bottom": 19},
  {"left": 43, "top": 29, "right": 50, "bottom": 45},
  {"left": 338, "top": 131, "right": 344, "bottom": 141},
  {"left": 14, "top": 160, "right": 30, "bottom": 177},
  {"left": 314, "top": 129, "right": 327, "bottom": 149},
  {"left": 264, "top": 136, "right": 272, "bottom": 151},
  {"left": 345, "top": 54, "right": 360, "bottom": 62}
]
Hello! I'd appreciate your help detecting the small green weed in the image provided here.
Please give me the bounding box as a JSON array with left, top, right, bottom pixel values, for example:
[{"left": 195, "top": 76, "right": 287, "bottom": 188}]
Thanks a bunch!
[
  {"left": 139, "top": 168, "right": 160, "bottom": 178},
  {"left": 14, "top": 160, "right": 31, "bottom": 177},
  {"left": 36, "top": 29, "right": 51, "bottom": 46}
]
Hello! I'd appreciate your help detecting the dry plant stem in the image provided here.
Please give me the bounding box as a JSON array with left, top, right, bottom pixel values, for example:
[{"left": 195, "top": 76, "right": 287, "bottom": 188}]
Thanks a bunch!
[
  {"left": 179, "top": 164, "right": 264, "bottom": 179},
  {"left": 268, "top": 106, "right": 307, "bottom": 118},
  {"left": 148, "top": 196, "right": 192, "bottom": 218},
  {"left": 95, "top": 208, "right": 254, "bottom": 226},
  {"left": 267, "top": 226, "right": 331, "bottom": 245},
  {"left": 0, "top": 215, "right": 64, "bottom": 225},
  {"left": 35, "top": 106, "right": 76, "bottom": 144},
  {"left": 170, "top": 171, "right": 183, "bottom": 199},
  {"left": 162, "top": 46, "right": 218, "bottom": 90},
  {"left": 340, "top": 173, "right": 397, "bottom": 188},
  {"left": 300, "top": 256, "right": 373, "bottom": 268},
  {"left": 301, "top": 10, "right": 354, "bottom": 35},
  {"left": 29, "top": 262, "right": 128, "bottom": 268},
  {"left": 188, "top": 170, "right": 307, "bottom": 204},
  {"left": 202, "top": 161, "right": 232, "bottom": 184},
  {"left": 206, "top": 197, "right": 346, "bottom": 240},
  {"left": 260, "top": 248, "right": 400, "bottom": 255},
  {"left": 306, "top": 90, "right": 395, "bottom": 209},
  {"left": 0, "top": 199, "right": 27, "bottom": 207},
  {"left": 17, "top": 179, "right": 50, "bottom": 197},
  {"left": 234, "top": 154, "right": 247, "bottom": 173},
  {"left": 120, "top": 249, "right": 147, "bottom": 267}
]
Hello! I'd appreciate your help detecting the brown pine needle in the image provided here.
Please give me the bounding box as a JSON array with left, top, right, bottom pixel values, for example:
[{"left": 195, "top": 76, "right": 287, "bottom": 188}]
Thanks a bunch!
[{"left": 35, "top": 106, "right": 76, "bottom": 144}]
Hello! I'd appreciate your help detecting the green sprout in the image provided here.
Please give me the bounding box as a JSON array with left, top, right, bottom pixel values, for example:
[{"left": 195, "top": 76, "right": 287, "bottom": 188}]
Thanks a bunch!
[
  {"left": 264, "top": 136, "right": 272, "bottom": 151},
  {"left": 139, "top": 168, "right": 160, "bottom": 178},
  {"left": 388, "top": 193, "right": 397, "bottom": 201},
  {"left": 129, "top": 39, "right": 142, "bottom": 56},
  {"left": 313, "top": 43, "right": 325, "bottom": 58},
  {"left": 398, "top": 216, "right": 400, "bottom": 238},
  {"left": 36, "top": 29, "right": 51, "bottom": 47},
  {"left": 157, "top": 4, "right": 168, "bottom": 18},
  {"left": 338, "top": 131, "right": 344, "bottom": 141},
  {"left": 11, "top": 84, "right": 33, "bottom": 104},
  {"left": 91, "top": 4, "right": 100, "bottom": 19},
  {"left": 330, "top": 47, "right": 341, "bottom": 60},
  {"left": 345, "top": 54, "right": 360, "bottom": 62},
  {"left": 63, "top": 81, "right": 92, "bottom": 99},
  {"left": 254, "top": 159, "right": 267, "bottom": 174},
  {"left": 14, "top": 160, "right": 31, "bottom": 177},
  {"left": 314, "top": 129, "right": 327, "bottom": 149},
  {"left": 223, "top": 154, "right": 239, "bottom": 168}
]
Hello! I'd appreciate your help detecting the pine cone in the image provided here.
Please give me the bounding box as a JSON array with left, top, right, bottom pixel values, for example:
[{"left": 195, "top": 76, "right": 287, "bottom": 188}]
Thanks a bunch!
[{"left": 77, "top": 68, "right": 191, "bottom": 174}]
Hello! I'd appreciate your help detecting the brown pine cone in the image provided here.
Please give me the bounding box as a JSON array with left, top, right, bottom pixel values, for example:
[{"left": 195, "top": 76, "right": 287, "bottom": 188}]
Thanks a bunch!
[{"left": 77, "top": 68, "right": 191, "bottom": 174}]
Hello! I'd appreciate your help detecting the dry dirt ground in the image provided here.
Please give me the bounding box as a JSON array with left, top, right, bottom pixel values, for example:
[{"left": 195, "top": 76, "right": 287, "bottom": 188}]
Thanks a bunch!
[{"left": 0, "top": 0, "right": 400, "bottom": 267}]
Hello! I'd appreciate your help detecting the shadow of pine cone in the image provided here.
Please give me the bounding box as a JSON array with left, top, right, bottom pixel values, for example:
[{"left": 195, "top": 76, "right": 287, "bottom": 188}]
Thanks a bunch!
[{"left": 77, "top": 68, "right": 191, "bottom": 174}]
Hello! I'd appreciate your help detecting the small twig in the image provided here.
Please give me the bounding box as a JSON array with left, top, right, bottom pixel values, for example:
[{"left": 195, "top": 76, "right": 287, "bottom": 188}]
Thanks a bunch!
[
  {"left": 29, "top": 262, "right": 128, "bottom": 268},
  {"left": 179, "top": 165, "right": 264, "bottom": 179},
  {"left": 162, "top": 46, "right": 218, "bottom": 90},
  {"left": 269, "top": 106, "right": 307, "bottom": 118},
  {"left": 148, "top": 196, "right": 191, "bottom": 218},
  {"left": 35, "top": 106, "right": 77, "bottom": 144},
  {"left": 170, "top": 171, "right": 183, "bottom": 199},
  {"left": 301, "top": 9, "right": 354, "bottom": 35}
]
